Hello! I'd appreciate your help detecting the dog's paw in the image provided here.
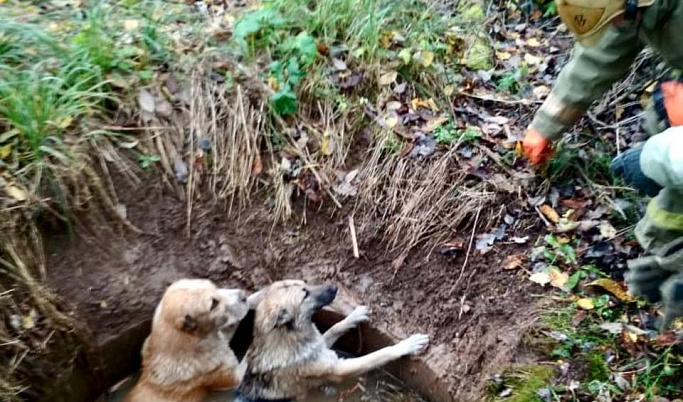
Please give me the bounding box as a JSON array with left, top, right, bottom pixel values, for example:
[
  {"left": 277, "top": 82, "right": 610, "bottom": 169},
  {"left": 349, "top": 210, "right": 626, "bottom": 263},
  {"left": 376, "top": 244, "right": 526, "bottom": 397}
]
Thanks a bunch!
[
  {"left": 394, "top": 334, "right": 430, "bottom": 356},
  {"left": 345, "top": 306, "right": 371, "bottom": 327}
]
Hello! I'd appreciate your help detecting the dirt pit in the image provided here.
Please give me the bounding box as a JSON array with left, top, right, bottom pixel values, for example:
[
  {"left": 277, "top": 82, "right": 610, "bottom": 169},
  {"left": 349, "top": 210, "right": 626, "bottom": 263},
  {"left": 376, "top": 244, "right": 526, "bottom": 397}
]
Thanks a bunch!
[{"left": 44, "top": 180, "right": 540, "bottom": 401}]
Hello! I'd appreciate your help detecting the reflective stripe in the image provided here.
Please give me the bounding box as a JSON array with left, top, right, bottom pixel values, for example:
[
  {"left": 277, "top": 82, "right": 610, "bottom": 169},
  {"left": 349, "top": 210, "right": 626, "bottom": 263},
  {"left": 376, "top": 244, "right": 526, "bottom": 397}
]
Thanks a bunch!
[{"left": 647, "top": 198, "right": 683, "bottom": 230}]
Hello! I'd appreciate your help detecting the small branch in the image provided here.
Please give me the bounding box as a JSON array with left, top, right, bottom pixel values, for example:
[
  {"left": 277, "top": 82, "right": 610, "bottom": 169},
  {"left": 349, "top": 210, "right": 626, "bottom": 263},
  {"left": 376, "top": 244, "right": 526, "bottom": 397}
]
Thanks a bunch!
[
  {"left": 349, "top": 215, "right": 359, "bottom": 259},
  {"left": 449, "top": 205, "right": 482, "bottom": 296}
]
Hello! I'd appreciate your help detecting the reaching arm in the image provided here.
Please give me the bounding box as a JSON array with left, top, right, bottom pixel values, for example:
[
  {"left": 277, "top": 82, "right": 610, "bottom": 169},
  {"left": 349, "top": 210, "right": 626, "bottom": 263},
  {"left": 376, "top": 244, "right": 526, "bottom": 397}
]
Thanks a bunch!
[{"left": 530, "top": 24, "right": 644, "bottom": 141}]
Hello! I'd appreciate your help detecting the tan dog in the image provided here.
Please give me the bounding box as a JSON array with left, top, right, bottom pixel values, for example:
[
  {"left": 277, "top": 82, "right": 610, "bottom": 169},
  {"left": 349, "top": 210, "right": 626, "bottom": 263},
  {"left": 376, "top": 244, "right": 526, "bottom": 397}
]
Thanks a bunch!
[
  {"left": 126, "top": 279, "right": 249, "bottom": 402},
  {"left": 237, "top": 280, "right": 429, "bottom": 401}
]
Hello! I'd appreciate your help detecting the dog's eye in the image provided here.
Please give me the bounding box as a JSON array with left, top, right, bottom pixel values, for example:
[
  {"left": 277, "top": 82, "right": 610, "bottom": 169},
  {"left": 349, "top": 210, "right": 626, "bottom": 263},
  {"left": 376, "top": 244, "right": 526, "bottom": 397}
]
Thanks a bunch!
[
  {"left": 210, "top": 297, "right": 220, "bottom": 311},
  {"left": 302, "top": 289, "right": 309, "bottom": 299}
]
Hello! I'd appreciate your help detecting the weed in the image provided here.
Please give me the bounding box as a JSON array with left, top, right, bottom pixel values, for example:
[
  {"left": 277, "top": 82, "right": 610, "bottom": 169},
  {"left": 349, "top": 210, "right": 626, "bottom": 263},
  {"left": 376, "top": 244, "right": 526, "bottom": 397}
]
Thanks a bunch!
[
  {"left": 496, "top": 65, "right": 529, "bottom": 94},
  {"left": 434, "top": 124, "right": 481, "bottom": 146},
  {"left": 486, "top": 365, "right": 555, "bottom": 402}
]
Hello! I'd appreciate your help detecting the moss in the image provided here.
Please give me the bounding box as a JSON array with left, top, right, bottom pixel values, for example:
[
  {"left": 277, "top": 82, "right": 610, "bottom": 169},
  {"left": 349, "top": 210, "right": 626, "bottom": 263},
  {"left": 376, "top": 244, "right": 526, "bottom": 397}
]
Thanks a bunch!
[
  {"left": 463, "top": 37, "right": 492, "bottom": 71},
  {"left": 586, "top": 350, "right": 610, "bottom": 382},
  {"left": 486, "top": 365, "right": 556, "bottom": 402},
  {"left": 460, "top": 1, "right": 485, "bottom": 22}
]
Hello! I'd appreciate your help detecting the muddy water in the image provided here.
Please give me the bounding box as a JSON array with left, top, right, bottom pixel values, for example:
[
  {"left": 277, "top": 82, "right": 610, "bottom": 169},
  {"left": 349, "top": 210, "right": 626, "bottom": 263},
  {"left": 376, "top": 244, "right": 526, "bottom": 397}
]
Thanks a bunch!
[{"left": 107, "top": 366, "right": 424, "bottom": 402}]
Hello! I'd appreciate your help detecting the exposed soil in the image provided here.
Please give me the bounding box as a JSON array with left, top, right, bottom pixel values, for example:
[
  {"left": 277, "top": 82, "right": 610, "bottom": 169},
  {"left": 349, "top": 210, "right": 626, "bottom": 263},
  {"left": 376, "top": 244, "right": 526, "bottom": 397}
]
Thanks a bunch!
[{"left": 44, "top": 175, "right": 541, "bottom": 401}]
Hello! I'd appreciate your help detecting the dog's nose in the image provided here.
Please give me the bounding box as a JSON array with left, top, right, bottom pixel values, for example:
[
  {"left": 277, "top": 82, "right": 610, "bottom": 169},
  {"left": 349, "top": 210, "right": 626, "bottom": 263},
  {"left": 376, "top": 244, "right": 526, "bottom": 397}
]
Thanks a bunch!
[
  {"left": 238, "top": 290, "right": 248, "bottom": 303},
  {"left": 328, "top": 284, "right": 338, "bottom": 295}
]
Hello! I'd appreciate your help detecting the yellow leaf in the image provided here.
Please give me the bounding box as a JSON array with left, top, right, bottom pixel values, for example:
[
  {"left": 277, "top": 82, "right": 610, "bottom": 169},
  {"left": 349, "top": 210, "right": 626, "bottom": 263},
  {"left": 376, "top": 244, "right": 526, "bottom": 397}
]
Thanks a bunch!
[
  {"left": 123, "top": 19, "right": 140, "bottom": 31},
  {"left": 379, "top": 71, "right": 398, "bottom": 86},
  {"left": 529, "top": 271, "right": 551, "bottom": 285},
  {"left": 444, "top": 85, "right": 454, "bottom": 96},
  {"left": 384, "top": 114, "right": 399, "bottom": 128},
  {"left": 0, "top": 144, "right": 11, "bottom": 159},
  {"left": 427, "top": 98, "right": 440, "bottom": 112},
  {"left": 515, "top": 141, "right": 523, "bottom": 157},
  {"left": 532, "top": 85, "right": 550, "bottom": 98},
  {"left": 577, "top": 298, "right": 595, "bottom": 310},
  {"left": 526, "top": 38, "right": 541, "bottom": 47},
  {"left": 524, "top": 53, "right": 542, "bottom": 66},
  {"left": 539, "top": 204, "right": 560, "bottom": 223},
  {"left": 268, "top": 76, "right": 279, "bottom": 91},
  {"left": 600, "top": 221, "right": 617, "bottom": 239},
  {"left": 586, "top": 278, "right": 636, "bottom": 302},
  {"left": 549, "top": 267, "right": 568, "bottom": 288},
  {"left": 58, "top": 116, "right": 73, "bottom": 129},
  {"left": 419, "top": 51, "right": 434, "bottom": 67},
  {"left": 6, "top": 186, "right": 27, "bottom": 201},
  {"left": 321, "top": 136, "right": 335, "bottom": 156},
  {"left": 496, "top": 51, "right": 512, "bottom": 61}
]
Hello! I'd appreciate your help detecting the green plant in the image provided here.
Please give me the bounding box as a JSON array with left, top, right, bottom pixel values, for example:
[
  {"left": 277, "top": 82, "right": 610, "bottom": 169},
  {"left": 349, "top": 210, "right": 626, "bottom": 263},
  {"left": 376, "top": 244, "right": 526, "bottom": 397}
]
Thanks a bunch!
[
  {"left": 542, "top": 234, "right": 578, "bottom": 265},
  {"left": 496, "top": 65, "right": 529, "bottom": 94},
  {"left": 138, "top": 153, "right": 160, "bottom": 169},
  {"left": 434, "top": 124, "right": 481, "bottom": 145}
]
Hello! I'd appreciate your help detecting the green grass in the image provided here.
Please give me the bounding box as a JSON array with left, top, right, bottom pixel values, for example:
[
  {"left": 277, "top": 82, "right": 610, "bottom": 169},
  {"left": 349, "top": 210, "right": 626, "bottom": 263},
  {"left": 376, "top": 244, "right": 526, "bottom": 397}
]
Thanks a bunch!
[{"left": 486, "top": 365, "right": 555, "bottom": 402}]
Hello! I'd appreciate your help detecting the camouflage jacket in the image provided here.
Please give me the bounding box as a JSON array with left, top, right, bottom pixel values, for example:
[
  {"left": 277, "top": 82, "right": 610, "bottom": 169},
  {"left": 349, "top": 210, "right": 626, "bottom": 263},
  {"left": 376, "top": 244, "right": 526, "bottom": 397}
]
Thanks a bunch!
[{"left": 530, "top": 0, "right": 683, "bottom": 140}]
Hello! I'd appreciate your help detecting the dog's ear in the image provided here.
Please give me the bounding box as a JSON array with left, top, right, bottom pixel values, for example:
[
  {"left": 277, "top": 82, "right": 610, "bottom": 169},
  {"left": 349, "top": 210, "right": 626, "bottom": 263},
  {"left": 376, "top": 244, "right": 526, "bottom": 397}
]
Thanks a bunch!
[
  {"left": 274, "top": 308, "right": 294, "bottom": 330},
  {"left": 177, "top": 314, "right": 198, "bottom": 333}
]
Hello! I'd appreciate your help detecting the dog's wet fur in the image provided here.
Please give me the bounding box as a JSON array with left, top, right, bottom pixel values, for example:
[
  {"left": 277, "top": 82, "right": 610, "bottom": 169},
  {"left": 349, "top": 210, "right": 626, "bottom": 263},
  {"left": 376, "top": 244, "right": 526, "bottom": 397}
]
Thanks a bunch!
[
  {"left": 238, "top": 280, "right": 429, "bottom": 401},
  {"left": 126, "top": 279, "right": 249, "bottom": 402}
]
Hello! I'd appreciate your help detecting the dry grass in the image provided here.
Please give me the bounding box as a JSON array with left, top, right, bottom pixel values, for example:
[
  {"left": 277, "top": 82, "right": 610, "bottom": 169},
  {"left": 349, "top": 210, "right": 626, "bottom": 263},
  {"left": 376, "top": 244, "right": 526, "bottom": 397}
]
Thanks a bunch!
[{"left": 355, "top": 130, "right": 499, "bottom": 258}]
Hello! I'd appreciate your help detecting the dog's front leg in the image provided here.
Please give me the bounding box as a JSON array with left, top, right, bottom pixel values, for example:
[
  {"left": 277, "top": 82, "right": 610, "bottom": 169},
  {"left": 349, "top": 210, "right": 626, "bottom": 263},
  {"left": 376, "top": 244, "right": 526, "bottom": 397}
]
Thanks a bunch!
[
  {"left": 328, "top": 334, "right": 429, "bottom": 379},
  {"left": 323, "top": 306, "right": 370, "bottom": 347}
]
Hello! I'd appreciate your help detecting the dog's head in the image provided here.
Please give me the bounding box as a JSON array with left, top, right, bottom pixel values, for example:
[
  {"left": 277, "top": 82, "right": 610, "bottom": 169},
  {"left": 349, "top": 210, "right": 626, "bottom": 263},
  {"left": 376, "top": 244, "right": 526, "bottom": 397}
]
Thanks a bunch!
[
  {"left": 248, "top": 280, "right": 338, "bottom": 333},
  {"left": 154, "top": 279, "right": 249, "bottom": 337}
]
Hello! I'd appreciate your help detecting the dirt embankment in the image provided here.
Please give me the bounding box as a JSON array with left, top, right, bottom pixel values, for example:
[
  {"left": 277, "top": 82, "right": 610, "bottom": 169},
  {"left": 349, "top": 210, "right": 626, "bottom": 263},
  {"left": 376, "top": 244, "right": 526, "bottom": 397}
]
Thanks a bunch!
[{"left": 44, "top": 175, "right": 540, "bottom": 401}]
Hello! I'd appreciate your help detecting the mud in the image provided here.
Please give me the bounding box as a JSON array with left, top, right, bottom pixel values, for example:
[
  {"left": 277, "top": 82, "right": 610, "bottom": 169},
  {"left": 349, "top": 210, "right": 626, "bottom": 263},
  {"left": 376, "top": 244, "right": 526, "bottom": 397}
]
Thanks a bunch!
[{"left": 44, "top": 178, "right": 540, "bottom": 401}]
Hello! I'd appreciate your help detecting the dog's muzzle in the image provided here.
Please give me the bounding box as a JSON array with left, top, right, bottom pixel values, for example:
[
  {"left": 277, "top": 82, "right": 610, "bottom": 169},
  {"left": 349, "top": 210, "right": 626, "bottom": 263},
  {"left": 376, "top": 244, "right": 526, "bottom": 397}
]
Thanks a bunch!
[{"left": 314, "top": 284, "right": 338, "bottom": 309}]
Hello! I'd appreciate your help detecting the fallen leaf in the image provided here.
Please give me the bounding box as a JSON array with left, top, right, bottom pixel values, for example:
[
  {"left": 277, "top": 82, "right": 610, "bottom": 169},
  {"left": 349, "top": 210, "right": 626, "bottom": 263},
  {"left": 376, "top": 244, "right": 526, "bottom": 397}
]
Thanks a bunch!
[
  {"left": 58, "top": 116, "right": 73, "bottom": 129},
  {"left": 529, "top": 271, "right": 551, "bottom": 286},
  {"left": 444, "top": 85, "right": 454, "bottom": 96},
  {"left": 252, "top": 153, "right": 263, "bottom": 176},
  {"left": 138, "top": 89, "right": 156, "bottom": 113},
  {"left": 526, "top": 38, "right": 541, "bottom": 47},
  {"left": 539, "top": 204, "right": 560, "bottom": 223},
  {"left": 6, "top": 186, "right": 27, "bottom": 201},
  {"left": 418, "top": 50, "right": 434, "bottom": 67},
  {"left": 599, "top": 221, "right": 617, "bottom": 239},
  {"left": 532, "top": 85, "right": 550, "bottom": 98},
  {"left": 386, "top": 101, "right": 402, "bottom": 111},
  {"left": 549, "top": 267, "right": 568, "bottom": 288},
  {"left": 577, "top": 298, "right": 595, "bottom": 310},
  {"left": 496, "top": 51, "right": 512, "bottom": 61},
  {"left": 379, "top": 71, "right": 398, "bottom": 86},
  {"left": 504, "top": 254, "right": 525, "bottom": 270},
  {"left": 123, "top": 19, "right": 140, "bottom": 31},
  {"left": 0, "top": 144, "right": 11, "bottom": 159},
  {"left": 586, "top": 278, "right": 635, "bottom": 302},
  {"left": 321, "top": 136, "right": 335, "bottom": 156},
  {"left": 524, "top": 53, "right": 542, "bottom": 66},
  {"left": 115, "top": 203, "right": 127, "bottom": 220},
  {"left": 599, "top": 322, "right": 624, "bottom": 334}
]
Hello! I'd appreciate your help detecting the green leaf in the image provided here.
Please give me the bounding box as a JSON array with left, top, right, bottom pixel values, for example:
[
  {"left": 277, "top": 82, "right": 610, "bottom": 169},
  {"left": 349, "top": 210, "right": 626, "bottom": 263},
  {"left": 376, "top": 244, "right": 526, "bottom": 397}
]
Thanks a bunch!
[
  {"left": 287, "top": 57, "right": 303, "bottom": 86},
  {"left": 233, "top": 12, "right": 264, "bottom": 39},
  {"left": 270, "top": 87, "right": 297, "bottom": 116},
  {"left": 285, "top": 32, "right": 317, "bottom": 66},
  {"left": 398, "top": 48, "right": 412, "bottom": 65},
  {"left": 564, "top": 270, "right": 585, "bottom": 291},
  {"left": 268, "top": 60, "right": 284, "bottom": 83}
]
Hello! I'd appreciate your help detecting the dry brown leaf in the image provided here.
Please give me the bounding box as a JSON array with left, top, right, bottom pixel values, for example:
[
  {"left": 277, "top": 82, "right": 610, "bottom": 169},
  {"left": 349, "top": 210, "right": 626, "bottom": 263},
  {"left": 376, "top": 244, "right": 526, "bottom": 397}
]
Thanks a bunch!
[
  {"left": 586, "top": 278, "right": 635, "bottom": 302},
  {"left": 504, "top": 254, "right": 525, "bottom": 270},
  {"left": 252, "top": 153, "right": 263, "bottom": 176},
  {"left": 539, "top": 204, "right": 560, "bottom": 223}
]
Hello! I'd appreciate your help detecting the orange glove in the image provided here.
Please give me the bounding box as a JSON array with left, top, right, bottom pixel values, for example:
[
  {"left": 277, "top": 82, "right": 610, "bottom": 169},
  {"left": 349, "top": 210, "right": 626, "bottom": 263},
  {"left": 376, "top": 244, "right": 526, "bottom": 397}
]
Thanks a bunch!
[
  {"left": 662, "top": 81, "right": 683, "bottom": 127},
  {"left": 522, "top": 128, "right": 553, "bottom": 165}
]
